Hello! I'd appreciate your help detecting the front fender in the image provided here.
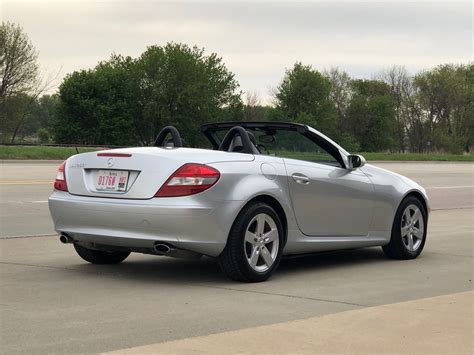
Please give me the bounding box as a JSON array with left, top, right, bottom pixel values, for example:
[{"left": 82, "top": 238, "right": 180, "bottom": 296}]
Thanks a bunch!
[{"left": 362, "top": 164, "right": 430, "bottom": 232}]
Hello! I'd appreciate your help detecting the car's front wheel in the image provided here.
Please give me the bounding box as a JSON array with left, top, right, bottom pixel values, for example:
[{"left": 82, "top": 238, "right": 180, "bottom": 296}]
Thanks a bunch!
[
  {"left": 219, "top": 202, "right": 284, "bottom": 282},
  {"left": 73, "top": 244, "right": 130, "bottom": 264},
  {"left": 383, "top": 196, "right": 427, "bottom": 259}
]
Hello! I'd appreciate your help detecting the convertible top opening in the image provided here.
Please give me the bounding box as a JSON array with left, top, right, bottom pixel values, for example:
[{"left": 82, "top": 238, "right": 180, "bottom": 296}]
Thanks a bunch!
[
  {"left": 200, "top": 121, "right": 308, "bottom": 150},
  {"left": 152, "top": 121, "right": 345, "bottom": 167}
]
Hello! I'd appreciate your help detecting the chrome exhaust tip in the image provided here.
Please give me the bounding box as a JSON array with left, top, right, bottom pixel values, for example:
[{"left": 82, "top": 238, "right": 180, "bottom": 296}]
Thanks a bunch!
[
  {"left": 153, "top": 243, "right": 176, "bottom": 255},
  {"left": 152, "top": 242, "right": 201, "bottom": 259},
  {"left": 59, "top": 234, "right": 73, "bottom": 244}
]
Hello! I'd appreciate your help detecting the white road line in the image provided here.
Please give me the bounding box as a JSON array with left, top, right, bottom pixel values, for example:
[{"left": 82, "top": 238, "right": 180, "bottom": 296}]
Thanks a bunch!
[
  {"left": 0, "top": 180, "right": 51, "bottom": 185},
  {"left": 31, "top": 200, "right": 48, "bottom": 203},
  {"left": 426, "top": 185, "right": 474, "bottom": 189}
]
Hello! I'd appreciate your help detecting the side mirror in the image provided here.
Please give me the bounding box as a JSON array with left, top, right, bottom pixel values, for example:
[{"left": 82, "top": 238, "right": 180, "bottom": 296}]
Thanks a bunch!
[{"left": 347, "top": 154, "right": 366, "bottom": 169}]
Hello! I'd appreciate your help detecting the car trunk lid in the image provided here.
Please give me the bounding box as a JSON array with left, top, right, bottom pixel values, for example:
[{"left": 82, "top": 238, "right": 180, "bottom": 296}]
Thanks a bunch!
[{"left": 65, "top": 147, "right": 253, "bottom": 199}]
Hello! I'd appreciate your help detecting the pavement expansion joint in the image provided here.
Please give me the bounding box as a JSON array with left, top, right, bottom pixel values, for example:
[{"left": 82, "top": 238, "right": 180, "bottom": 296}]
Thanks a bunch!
[
  {"left": 426, "top": 251, "right": 473, "bottom": 258},
  {"left": 0, "top": 257, "right": 370, "bottom": 308},
  {"left": 0, "top": 234, "right": 57, "bottom": 239},
  {"left": 0, "top": 261, "right": 76, "bottom": 271},
  {"left": 206, "top": 285, "right": 370, "bottom": 308}
]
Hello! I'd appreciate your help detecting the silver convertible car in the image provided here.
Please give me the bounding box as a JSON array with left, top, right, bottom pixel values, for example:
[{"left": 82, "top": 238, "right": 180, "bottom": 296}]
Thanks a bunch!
[{"left": 49, "top": 122, "right": 429, "bottom": 282}]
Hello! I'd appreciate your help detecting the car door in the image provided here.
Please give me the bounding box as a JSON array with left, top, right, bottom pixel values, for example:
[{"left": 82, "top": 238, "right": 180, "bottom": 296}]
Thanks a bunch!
[
  {"left": 249, "top": 125, "right": 375, "bottom": 237},
  {"left": 285, "top": 157, "right": 375, "bottom": 237}
]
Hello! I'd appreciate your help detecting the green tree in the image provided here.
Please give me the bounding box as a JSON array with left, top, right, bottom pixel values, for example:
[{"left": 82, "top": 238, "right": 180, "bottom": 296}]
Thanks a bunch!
[
  {"left": 0, "top": 22, "right": 41, "bottom": 142},
  {"left": 274, "top": 63, "right": 336, "bottom": 135},
  {"left": 54, "top": 43, "right": 242, "bottom": 146},
  {"left": 413, "top": 64, "right": 473, "bottom": 153},
  {"left": 0, "top": 22, "right": 39, "bottom": 99},
  {"left": 0, "top": 93, "right": 31, "bottom": 142},
  {"left": 37, "top": 127, "right": 50, "bottom": 143},
  {"left": 33, "top": 94, "right": 59, "bottom": 130},
  {"left": 135, "top": 43, "right": 241, "bottom": 146},
  {"left": 379, "top": 66, "right": 414, "bottom": 152},
  {"left": 54, "top": 55, "right": 138, "bottom": 145},
  {"left": 323, "top": 67, "right": 360, "bottom": 151},
  {"left": 324, "top": 68, "right": 352, "bottom": 130},
  {"left": 241, "top": 92, "right": 276, "bottom": 122},
  {"left": 346, "top": 80, "right": 396, "bottom": 152}
]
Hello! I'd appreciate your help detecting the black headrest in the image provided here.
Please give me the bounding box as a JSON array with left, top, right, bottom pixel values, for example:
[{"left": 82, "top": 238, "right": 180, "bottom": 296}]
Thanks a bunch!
[{"left": 218, "top": 126, "right": 259, "bottom": 154}]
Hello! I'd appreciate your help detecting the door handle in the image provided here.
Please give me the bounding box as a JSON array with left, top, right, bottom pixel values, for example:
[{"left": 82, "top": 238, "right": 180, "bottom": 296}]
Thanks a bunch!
[{"left": 292, "top": 173, "right": 310, "bottom": 185}]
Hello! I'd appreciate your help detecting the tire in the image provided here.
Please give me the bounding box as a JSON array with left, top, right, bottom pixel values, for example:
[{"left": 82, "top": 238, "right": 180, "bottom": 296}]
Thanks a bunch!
[
  {"left": 218, "top": 202, "right": 284, "bottom": 282},
  {"left": 382, "top": 196, "right": 427, "bottom": 259},
  {"left": 73, "top": 244, "right": 130, "bottom": 265}
]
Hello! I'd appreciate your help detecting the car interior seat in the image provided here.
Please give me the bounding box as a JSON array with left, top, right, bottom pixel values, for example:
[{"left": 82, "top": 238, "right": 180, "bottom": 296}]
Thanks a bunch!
[{"left": 228, "top": 131, "right": 260, "bottom": 153}]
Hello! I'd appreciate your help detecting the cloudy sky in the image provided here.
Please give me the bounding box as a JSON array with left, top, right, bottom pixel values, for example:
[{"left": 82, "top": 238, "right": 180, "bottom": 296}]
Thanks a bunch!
[{"left": 3, "top": 0, "right": 472, "bottom": 101}]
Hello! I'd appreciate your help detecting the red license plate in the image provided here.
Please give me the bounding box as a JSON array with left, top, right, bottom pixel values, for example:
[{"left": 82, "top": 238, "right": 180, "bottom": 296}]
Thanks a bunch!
[{"left": 95, "top": 170, "right": 129, "bottom": 192}]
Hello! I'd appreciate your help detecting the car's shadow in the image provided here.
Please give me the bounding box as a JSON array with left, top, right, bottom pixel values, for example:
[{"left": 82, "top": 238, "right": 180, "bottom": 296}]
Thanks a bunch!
[
  {"left": 70, "top": 247, "right": 389, "bottom": 285},
  {"left": 280, "top": 247, "right": 387, "bottom": 274}
]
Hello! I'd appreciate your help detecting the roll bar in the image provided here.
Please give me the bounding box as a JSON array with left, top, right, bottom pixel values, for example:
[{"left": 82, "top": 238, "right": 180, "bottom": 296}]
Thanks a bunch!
[{"left": 154, "top": 126, "right": 183, "bottom": 148}]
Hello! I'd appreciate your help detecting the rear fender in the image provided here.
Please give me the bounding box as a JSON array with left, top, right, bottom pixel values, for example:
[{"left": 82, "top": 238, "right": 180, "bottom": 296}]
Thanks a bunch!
[{"left": 207, "top": 160, "right": 297, "bottom": 239}]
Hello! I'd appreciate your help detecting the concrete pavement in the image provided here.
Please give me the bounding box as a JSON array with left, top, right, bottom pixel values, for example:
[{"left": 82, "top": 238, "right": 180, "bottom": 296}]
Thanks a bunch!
[
  {"left": 0, "top": 161, "right": 57, "bottom": 237},
  {"left": 1, "top": 208, "right": 472, "bottom": 353},
  {"left": 0, "top": 161, "right": 473, "bottom": 353},
  {"left": 107, "top": 291, "right": 474, "bottom": 354}
]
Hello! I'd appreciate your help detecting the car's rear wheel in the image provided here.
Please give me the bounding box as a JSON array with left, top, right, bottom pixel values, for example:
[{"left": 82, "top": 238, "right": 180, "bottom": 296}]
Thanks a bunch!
[
  {"left": 383, "top": 196, "right": 427, "bottom": 259},
  {"left": 219, "top": 202, "right": 284, "bottom": 282},
  {"left": 73, "top": 244, "right": 130, "bottom": 264}
]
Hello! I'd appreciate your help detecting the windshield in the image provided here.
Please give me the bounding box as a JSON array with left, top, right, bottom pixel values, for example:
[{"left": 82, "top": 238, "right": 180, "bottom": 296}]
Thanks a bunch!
[{"left": 212, "top": 126, "right": 342, "bottom": 167}]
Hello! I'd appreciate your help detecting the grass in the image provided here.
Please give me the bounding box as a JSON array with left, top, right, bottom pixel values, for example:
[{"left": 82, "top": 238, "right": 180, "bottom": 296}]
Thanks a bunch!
[
  {"left": 359, "top": 152, "right": 474, "bottom": 162},
  {"left": 0, "top": 145, "right": 472, "bottom": 161},
  {"left": 279, "top": 151, "right": 474, "bottom": 162},
  {"left": 0, "top": 146, "right": 104, "bottom": 160}
]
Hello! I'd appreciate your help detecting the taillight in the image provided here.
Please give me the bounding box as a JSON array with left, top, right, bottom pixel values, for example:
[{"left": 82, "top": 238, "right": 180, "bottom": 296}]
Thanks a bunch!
[
  {"left": 54, "top": 161, "right": 68, "bottom": 192},
  {"left": 155, "top": 163, "right": 220, "bottom": 197}
]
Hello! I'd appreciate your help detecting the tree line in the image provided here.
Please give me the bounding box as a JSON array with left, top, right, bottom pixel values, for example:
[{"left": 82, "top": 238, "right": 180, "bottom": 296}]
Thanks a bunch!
[{"left": 1, "top": 22, "right": 472, "bottom": 153}]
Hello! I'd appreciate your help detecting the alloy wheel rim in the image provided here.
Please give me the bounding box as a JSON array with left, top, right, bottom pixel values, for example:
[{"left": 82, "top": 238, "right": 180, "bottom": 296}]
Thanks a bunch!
[
  {"left": 244, "top": 213, "right": 279, "bottom": 272},
  {"left": 400, "top": 204, "right": 424, "bottom": 252}
]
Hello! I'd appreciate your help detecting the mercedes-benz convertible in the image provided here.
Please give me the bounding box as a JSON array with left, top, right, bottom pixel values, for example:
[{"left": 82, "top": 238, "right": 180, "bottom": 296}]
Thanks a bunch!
[{"left": 49, "top": 122, "right": 429, "bottom": 282}]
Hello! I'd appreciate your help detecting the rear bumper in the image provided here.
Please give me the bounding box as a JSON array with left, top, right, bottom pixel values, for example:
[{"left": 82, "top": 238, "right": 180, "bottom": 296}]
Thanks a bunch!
[{"left": 48, "top": 191, "right": 242, "bottom": 257}]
